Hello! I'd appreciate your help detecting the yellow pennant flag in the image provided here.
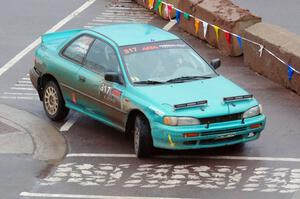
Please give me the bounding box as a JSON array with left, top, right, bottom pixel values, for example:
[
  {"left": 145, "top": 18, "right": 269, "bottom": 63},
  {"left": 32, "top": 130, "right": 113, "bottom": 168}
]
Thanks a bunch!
[
  {"left": 214, "top": 25, "right": 220, "bottom": 42},
  {"left": 158, "top": 3, "right": 163, "bottom": 16},
  {"left": 195, "top": 18, "right": 200, "bottom": 34},
  {"left": 148, "top": 0, "right": 154, "bottom": 9}
]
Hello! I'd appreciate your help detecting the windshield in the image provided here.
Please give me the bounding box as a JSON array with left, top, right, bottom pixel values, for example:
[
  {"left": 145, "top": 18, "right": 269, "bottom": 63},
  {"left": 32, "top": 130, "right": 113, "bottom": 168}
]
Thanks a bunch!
[{"left": 120, "top": 40, "right": 217, "bottom": 85}]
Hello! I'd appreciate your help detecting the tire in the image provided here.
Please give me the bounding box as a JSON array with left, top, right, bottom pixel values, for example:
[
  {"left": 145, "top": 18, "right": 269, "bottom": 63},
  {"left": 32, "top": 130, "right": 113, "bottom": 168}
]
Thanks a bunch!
[
  {"left": 43, "top": 81, "right": 69, "bottom": 121},
  {"left": 133, "top": 114, "right": 153, "bottom": 158}
]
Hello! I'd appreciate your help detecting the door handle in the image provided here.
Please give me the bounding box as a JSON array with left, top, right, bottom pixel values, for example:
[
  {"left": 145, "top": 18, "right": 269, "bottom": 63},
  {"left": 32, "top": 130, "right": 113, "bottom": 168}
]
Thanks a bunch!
[{"left": 79, "top": 75, "right": 86, "bottom": 82}]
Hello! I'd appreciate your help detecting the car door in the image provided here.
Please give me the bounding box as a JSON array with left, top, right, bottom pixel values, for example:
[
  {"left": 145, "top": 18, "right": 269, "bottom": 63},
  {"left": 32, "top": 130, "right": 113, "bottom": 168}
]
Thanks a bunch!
[
  {"left": 58, "top": 34, "right": 95, "bottom": 105},
  {"left": 75, "top": 38, "right": 126, "bottom": 129}
]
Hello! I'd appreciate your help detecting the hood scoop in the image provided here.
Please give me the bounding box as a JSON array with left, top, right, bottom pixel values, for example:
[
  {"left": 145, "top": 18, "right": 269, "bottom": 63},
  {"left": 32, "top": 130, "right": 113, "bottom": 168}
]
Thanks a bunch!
[
  {"left": 223, "top": 94, "right": 253, "bottom": 103},
  {"left": 174, "top": 100, "right": 208, "bottom": 110}
]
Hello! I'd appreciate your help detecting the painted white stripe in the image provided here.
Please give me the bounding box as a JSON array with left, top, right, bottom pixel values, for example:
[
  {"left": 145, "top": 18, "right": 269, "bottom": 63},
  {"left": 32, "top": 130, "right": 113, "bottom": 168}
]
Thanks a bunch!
[
  {"left": 11, "top": 87, "right": 35, "bottom": 91},
  {"left": 163, "top": 20, "right": 177, "bottom": 31},
  {"left": 14, "top": 84, "right": 33, "bottom": 87},
  {"left": 4, "top": 92, "right": 38, "bottom": 96},
  {"left": 20, "top": 192, "right": 193, "bottom": 199},
  {"left": 59, "top": 114, "right": 79, "bottom": 132},
  {"left": 17, "top": 81, "right": 32, "bottom": 84},
  {"left": 0, "top": 0, "right": 96, "bottom": 77},
  {"left": 93, "top": 19, "right": 149, "bottom": 23},
  {"left": 97, "top": 16, "right": 151, "bottom": 20},
  {"left": 0, "top": 96, "right": 38, "bottom": 100},
  {"left": 67, "top": 153, "right": 136, "bottom": 158},
  {"left": 101, "top": 13, "right": 153, "bottom": 18},
  {"left": 91, "top": 20, "right": 150, "bottom": 24},
  {"left": 66, "top": 153, "right": 300, "bottom": 163},
  {"left": 22, "top": 77, "right": 30, "bottom": 80},
  {"left": 108, "top": 7, "right": 147, "bottom": 11},
  {"left": 102, "top": 10, "right": 153, "bottom": 14}
]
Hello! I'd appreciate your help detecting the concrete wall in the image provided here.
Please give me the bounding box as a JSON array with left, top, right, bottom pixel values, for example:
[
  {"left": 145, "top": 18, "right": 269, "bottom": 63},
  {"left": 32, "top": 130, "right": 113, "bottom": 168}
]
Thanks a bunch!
[
  {"left": 177, "top": 0, "right": 261, "bottom": 56},
  {"left": 244, "top": 22, "right": 300, "bottom": 94}
]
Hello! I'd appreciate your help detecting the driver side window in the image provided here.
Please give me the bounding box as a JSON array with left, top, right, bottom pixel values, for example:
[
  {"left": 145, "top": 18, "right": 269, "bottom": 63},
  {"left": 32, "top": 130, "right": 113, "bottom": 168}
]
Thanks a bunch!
[{"left": 84, "top": 39, "right": 119, "bottom": 75}]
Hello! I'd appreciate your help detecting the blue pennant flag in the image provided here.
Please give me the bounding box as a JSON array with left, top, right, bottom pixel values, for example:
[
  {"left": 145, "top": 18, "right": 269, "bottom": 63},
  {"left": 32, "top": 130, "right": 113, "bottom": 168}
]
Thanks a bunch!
[
  {"left": 176, "top": 10, "right": 181, "bottom": 23},
  {"left": 288, "top": 65, "right": 294, "bottom": 81},
  {"left": 237, "top": 36, "right": 243, "bottom": 50}
]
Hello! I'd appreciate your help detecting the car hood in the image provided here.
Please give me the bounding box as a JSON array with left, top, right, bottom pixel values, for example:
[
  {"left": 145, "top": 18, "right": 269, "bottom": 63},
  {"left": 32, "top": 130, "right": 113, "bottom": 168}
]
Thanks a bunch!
[{"left": 135, "top": 76, "right": 258, "bottom": 117}]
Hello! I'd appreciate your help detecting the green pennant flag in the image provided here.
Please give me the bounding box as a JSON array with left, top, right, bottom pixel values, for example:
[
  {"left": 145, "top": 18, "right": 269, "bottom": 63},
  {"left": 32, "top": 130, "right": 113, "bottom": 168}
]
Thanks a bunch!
[
  {"left": 184, "top": 13, "right": 190, "bottom": 20},
  {"left": 155, "top": 0, "right": 162, "bottom": 11}
]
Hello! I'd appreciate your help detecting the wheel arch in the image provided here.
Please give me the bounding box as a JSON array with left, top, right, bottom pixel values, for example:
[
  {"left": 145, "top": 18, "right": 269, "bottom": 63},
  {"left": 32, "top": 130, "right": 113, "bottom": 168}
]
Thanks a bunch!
[
  {"left": 125, "top": 109, "right": 150, "bottom": 135},
  {"left": 38, "top": 73, "right": 61, "bottom": 101}
]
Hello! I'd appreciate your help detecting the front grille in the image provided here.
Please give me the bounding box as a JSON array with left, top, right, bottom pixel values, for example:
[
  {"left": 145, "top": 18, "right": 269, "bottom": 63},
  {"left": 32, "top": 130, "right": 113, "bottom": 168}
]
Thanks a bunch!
[
  {"left": 199, "top": 135, "right": 244, "bottom": 145},
  {"left": 202, "top": 127, "right": 247, "bottom": 136},
  {"left": 199, "top": 113, "right": 242, "bottom": 124}
]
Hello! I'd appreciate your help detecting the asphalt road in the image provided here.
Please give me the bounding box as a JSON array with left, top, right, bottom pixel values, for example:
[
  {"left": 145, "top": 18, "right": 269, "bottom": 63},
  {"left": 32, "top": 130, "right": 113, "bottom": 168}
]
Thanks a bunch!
[
  {"left": 232, "top": 0, "right": 300, "bottom": 35},
  {"left": 1, "top": 0, "right": 300, "bottom": 199}
]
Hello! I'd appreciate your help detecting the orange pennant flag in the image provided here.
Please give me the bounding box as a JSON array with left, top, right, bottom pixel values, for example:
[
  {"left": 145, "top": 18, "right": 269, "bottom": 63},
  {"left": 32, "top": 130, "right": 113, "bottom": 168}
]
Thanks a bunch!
[
  {"left": 148, "top": 0, "right": 154, "bottom": 9},
  {"left": 213, "top": 25, "right": 220, "bottom": 42},
  {"left": 195, "top": 18, "right": 200, "bottom": 34}
]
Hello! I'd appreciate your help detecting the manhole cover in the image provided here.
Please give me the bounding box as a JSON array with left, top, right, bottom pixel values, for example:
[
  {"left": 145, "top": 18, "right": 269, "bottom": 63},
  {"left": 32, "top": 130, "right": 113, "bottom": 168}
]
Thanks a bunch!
[{"left": 0, "top": 120, "right": 19, "bottom": 134}]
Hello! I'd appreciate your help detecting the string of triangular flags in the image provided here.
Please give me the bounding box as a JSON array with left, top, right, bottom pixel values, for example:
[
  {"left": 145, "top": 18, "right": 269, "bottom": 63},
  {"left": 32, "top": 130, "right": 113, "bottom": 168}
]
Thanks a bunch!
[{"left": 149, "top": 0, "right": 299, "bottom": 81}]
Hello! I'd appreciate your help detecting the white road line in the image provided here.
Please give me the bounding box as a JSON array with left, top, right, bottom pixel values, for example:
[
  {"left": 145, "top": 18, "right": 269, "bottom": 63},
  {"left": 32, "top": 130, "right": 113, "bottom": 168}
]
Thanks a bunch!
[
  {"left": 59, "top": 114, "right": 79, "bottom": 132},
  {"left": 4, "top": 92, "right": 38, "bottom": 96},
  {"left": 163, "top": 20, "right": 177, "bottom": 31},
  {"left": 20, "top": 192, "right": 193, "bottom": 199},
  {"left": 66, "top": 153, "right": 300, "bottom": 162},
  {"left": 101, "top": 13, "right": 153, "bottom": 17},
  {"left": 93, "top": 18, "right": 148, "bottom": 23},
  {"left": 11, "top": 87, "right": 35, "bottom": 91},
  {"left": 17, "top": 81, "right": 32, "bottom": 84},
  {"left": 0, "top": 0, "right": 96, "bottom": 77},
  {"left": 14, "top": 84, "right": 33, "bottom": 87},
  {"left": 22, "top": 77, "right": 30, "bottom": 80},
  {"left": 96, "top": 16, "right": 152, "bottom": 20},
  {"left": 0, "top": 96, "right": 38, "bottom": 100},
  {"left": 108, "top": 7, "right": 147, "bottom": 11},
  {"left": 67, "top": 153, "right": 136, "bottom": 158}
]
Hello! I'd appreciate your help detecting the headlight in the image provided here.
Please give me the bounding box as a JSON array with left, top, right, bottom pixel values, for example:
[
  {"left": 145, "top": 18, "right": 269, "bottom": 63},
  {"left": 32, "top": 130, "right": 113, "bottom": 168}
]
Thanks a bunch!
[
  {"left": 243, "top": 105, "right": 262, "bottom": 119},
  {"left": 163, "top": 117, "right": 200, "bottom": 126}
]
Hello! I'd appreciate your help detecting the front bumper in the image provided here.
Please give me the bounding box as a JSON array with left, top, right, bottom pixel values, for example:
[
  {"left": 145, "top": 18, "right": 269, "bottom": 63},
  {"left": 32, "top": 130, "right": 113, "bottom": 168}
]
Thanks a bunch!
[{"left": 151, "top": 114, "right": 266, "bottom": 150}]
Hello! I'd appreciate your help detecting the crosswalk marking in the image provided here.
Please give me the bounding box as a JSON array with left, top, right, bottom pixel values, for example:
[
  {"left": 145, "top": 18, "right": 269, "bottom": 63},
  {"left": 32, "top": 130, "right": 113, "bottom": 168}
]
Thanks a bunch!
[
  {"left": 86, "top": 0, "right": 154, "bottom": 27},
  {"left": 0, "top": 74, "right": 38, "bottom": 101}
]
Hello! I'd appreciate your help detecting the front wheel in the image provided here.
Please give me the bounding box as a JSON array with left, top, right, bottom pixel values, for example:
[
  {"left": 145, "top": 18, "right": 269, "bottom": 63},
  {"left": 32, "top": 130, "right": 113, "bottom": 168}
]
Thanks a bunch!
[
  {"left": 134, "top": 114, "right": 153, "bottom": 158},
  {"left": 43, "top": 81, "right": 69, "bottom": 121}
]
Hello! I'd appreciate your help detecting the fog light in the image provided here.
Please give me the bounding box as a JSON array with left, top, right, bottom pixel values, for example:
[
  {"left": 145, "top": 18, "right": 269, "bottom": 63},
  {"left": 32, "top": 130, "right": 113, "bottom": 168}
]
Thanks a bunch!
[
  {"left": 250, "top": 123, "right": 262, "bottom": 129},
  {"left": 247, "top": 132, "right": 256, "bottom": 137},
  {"left": 183, "top": 133, "right": 199, "bottom": 138}
]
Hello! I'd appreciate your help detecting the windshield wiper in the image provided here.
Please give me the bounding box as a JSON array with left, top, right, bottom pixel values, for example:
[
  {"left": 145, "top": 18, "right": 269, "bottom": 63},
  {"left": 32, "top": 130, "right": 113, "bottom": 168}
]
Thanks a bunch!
[
  {"left": 134, "top": 80, "right": 166, "bottom": 85},
  {"left": 166, "top": 75, "right": 212, "bottom": 83}
]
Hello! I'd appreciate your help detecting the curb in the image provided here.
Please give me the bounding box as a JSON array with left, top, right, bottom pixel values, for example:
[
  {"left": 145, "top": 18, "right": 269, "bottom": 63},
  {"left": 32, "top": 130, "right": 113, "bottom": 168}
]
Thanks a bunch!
[{"left": 0, "top": 104, "right": 67, "bottom": 161}]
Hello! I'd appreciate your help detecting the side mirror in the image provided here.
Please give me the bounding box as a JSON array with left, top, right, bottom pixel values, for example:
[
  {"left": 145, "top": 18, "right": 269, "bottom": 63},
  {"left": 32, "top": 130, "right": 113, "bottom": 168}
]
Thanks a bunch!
[
  {"left": 210, "top": 58, "right": 221, "bottom": 70},
  {"left": 104, "top": 72, "right": 121, "bottom": 84}
]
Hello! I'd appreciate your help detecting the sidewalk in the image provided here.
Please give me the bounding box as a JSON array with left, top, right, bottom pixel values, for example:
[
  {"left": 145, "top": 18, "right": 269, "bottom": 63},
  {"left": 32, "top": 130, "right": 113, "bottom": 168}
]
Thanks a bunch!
[{"left": 0, "top": 104, "right": 67, "bottom": 161}]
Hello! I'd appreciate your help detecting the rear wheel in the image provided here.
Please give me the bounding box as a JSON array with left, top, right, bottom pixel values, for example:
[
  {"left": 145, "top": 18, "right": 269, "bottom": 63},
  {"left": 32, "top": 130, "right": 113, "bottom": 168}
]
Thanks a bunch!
[
  {"left": 43, "top": 81, "right": 69, "bottom": 121},
  {"left": 133, "top": 114, "right": 153, "bottom": 158}
]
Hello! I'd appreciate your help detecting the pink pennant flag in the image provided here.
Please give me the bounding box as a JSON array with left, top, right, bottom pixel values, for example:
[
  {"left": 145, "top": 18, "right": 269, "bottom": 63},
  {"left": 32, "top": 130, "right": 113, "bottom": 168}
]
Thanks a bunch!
[{"left": 167, "top": 4, "right": 173, "bottom": 19}]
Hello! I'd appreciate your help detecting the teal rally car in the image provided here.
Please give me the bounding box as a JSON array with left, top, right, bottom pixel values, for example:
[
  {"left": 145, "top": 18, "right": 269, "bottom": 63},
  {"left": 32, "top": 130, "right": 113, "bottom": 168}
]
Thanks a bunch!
[{"left": 30, "top": 24, "right": 266, "bottom": 158}]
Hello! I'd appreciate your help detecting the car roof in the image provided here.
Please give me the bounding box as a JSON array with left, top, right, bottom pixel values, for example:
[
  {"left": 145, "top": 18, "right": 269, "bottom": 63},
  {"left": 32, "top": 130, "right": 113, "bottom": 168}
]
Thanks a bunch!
[{"left": 89, "top": 24, "right": 179, "bottom": 46}]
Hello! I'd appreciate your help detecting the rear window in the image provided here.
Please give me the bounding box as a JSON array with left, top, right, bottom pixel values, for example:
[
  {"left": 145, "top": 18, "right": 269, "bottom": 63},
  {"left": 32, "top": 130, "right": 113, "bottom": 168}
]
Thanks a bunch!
[{"left": 62, "top": 35, "right": 94, "bottom": 64}]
